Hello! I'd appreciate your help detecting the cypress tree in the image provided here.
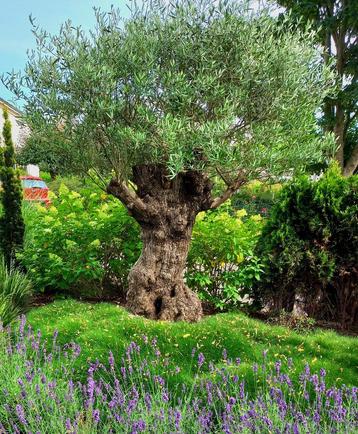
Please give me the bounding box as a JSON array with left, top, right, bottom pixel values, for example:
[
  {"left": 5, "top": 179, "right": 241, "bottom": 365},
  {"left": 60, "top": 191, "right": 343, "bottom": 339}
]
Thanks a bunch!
[{"left": 0, "top": 108, "right": 25, "bottom": 268}]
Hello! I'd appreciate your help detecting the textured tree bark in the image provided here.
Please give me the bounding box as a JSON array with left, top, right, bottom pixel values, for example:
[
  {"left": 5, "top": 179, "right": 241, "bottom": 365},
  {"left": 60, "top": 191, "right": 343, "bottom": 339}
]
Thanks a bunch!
[
  {"left": 334, "top": 103, "right": 345, "bottom": 170},
  {"left": 127, "top": 220, "right": 202, "bottom": 321},
  {"left": 343, "top": 144, "right": 358, "bottom": 177},
  {"left": 108, "top": 165, "right": 214, "bottom": 322}
]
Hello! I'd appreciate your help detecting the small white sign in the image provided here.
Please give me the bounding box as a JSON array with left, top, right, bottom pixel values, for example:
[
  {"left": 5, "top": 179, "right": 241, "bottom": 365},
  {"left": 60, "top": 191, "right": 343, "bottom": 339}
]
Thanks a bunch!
[{"left": 26, "top": 164, "right": 40, "bottom": 177}]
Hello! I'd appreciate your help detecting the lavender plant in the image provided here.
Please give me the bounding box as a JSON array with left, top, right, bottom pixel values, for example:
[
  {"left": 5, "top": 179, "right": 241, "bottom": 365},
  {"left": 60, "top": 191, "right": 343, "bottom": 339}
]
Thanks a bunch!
[{"left": 0, "top": 317, "right": 356, "bottom": 433}]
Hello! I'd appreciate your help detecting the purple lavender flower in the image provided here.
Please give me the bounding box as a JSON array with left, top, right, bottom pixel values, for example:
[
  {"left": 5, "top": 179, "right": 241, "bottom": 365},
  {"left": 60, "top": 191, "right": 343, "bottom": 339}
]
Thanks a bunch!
[
  {"left": 132, "top": 419, "right": 146, "bottom": 432},
  {"left": 154, "top": 375, "right": 165, "bottom": 387},
  {"left": 304, "top": 363, "right": 310, "bottom": 376},
  {"left": 222, "top": 349, "right": 228, "bottom": 360},
  {"left": 174, "top": 409, "right": 181, "bottom": 429},
  {"left": 239, "top": 381, "right": 245, "bottom": 400},
  {"left": 162, "top": 389, "right": 169, "bottom": 402},
  {"left": 144, "top": 393, "right": 152, "bottom": 411},
  {"left": 313, "top": 410, "right": 320, "bottom": 424},
  {"left": 198, "top": 352, "right": 205, "bottom": 368},
  {"left": 292, "top": 423, "right": 299, "bottom": 434},
  {"left": 2, "top": 321, "right": 357, "bottom": 434},
  {"left": 109, "top": 351, "right": 115, "bottom": 369},
  {"left": 92, "top": 409, "right": 100, "bottom": 423},
  {"left": 65, "top": 418, "right": 72, "bottom": 430},
  {"left": 19, "top": 315, "right": 26, "bottom": 336},
  {"left": 15, "top": 405, "right": 27, "bottom": 426},
  {"left": 72, "top": 343, "right": 81, "bottom": 359}
]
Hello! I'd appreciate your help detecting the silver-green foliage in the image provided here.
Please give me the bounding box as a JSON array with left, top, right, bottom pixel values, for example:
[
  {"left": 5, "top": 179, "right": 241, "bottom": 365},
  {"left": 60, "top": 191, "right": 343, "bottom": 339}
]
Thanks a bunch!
[
  {"left": 6, "top": 0, "right": 336, "bottom": 184},
  {"left": 0, "top": 257, "right": 32, "bottom": 326}
]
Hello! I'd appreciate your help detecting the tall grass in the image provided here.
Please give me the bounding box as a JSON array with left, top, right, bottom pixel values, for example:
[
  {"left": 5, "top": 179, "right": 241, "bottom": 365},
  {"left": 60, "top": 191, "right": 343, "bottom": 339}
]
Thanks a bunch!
[{"left": 0, "top": 257, "right": 32, "bottom": 326}]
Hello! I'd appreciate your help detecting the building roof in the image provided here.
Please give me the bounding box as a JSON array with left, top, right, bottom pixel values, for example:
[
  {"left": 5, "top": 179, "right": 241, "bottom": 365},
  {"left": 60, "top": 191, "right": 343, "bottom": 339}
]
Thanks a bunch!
[{"left": 0, "top": 96, "right": 22, "bottom": 116}]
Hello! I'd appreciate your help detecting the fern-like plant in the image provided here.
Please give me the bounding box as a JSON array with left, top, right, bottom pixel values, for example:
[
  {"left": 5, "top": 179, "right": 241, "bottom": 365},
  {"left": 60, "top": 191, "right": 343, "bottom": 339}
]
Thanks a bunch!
[{"left": 0, "top": 257, "right": 32, "bottom": 326}]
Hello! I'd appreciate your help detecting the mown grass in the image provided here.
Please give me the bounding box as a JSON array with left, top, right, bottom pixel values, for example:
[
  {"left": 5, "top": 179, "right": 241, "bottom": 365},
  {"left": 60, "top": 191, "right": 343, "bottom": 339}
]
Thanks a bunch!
[{"left": 27, "top": 299, "right": 358, "bottom": 391}]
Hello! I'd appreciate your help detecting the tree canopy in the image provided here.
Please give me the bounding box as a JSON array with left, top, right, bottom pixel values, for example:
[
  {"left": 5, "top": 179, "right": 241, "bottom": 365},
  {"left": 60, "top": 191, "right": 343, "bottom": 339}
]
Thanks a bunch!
[
  {"left": 5, "top": 0, "right": 335, "bottom": 190},
  {"left": 276, "top": 0, "right": 358, "bottom": 176}
]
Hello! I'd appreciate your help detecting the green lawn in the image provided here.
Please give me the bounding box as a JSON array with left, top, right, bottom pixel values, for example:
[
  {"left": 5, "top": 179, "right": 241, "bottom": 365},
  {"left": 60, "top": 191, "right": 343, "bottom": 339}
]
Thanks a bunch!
[{"left": 27, "top": 299, "right": 358, "bottom": 390}]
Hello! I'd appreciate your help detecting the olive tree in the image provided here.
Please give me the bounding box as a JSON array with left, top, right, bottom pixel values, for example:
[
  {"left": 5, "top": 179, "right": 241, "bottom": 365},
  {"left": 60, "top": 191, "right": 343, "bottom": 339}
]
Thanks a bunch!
[{"left": 4, "top": 1, "right": 335, "bottom": 321}]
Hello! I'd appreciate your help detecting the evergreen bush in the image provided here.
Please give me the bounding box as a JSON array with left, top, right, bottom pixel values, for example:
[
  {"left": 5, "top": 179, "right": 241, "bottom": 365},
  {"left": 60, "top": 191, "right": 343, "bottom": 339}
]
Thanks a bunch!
[
  {"left": 254, "top": 165, "right": 358, "bottom": 327},
  {"left": 0, "top": 109, "right": 25, "bottom": 268}
]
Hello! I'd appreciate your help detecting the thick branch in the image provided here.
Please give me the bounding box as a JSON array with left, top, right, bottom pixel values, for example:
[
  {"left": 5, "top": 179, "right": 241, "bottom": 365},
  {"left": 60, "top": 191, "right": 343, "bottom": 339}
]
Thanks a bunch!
[
  {"left": 107, "top": 178, "right": 148, "bottom": 215},
  {"left": 343, "top": 144, "right": 358, "bottom": 177},
  {"left": 210, "top": 177, "right": 246, "bottom": 209}
]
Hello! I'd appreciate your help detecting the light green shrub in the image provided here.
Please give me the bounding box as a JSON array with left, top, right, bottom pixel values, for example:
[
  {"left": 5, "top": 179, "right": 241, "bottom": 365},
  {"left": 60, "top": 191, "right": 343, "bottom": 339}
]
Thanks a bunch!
[
  {"left": 187, "top": 205, "right": 265, "bottom": 310},
  {"left": 21, "top": 184, "right": 141, "bottom": 296}
]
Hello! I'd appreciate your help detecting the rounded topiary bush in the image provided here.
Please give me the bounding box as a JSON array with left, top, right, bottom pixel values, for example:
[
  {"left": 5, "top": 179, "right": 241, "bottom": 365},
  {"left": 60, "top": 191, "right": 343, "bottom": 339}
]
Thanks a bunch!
[{"left": 254, "top": 164, "right": 358, "bottom": 327}]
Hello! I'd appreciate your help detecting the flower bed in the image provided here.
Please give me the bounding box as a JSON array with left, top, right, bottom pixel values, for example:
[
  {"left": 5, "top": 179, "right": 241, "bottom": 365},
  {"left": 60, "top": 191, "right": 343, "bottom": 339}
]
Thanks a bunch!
[{"left": 0, "top": 317, "right": 357, "bottom": 433}]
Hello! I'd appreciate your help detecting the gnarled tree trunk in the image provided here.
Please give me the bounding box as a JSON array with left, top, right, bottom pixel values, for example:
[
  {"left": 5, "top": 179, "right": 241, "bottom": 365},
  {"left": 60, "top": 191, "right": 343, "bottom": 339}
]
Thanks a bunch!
[
  {"left": 107, "top": 165, "right": 246, "bottom": 322},
  {"left": 127, "top": 214, "right": 200, "bottom": 321},
  {"left": 107, "top": 165, "right": 214, "bottom": 322}
]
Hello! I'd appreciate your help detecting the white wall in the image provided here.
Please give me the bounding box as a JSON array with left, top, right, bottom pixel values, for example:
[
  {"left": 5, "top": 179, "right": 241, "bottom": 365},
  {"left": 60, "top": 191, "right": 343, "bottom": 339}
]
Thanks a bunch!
[{"left": 0, "top": 104, "right": 30, "bottom": 149}]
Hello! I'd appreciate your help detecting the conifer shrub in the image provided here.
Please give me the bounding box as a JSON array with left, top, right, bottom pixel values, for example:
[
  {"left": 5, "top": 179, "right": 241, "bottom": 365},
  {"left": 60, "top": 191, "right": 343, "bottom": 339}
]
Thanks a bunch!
[
  {"left": 254, "top": 165, "right": 358, "bottom": 327},
  {"left": 0, "top": 109, "right": 25, "bottom": 268}
]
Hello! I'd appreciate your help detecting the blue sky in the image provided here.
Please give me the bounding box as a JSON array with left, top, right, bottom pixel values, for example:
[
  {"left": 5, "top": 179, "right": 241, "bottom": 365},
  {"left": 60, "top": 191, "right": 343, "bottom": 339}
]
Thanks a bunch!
[{"left": 0, "top": 0, "right": 129, "bottom": 107}]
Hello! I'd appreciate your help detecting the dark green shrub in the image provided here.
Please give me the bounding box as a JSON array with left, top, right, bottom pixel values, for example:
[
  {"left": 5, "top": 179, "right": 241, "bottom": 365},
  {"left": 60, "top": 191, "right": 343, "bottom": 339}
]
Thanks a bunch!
[
  {"left": 0, "top": 256, "right": 32, "bottom": 325},
  {"left": 0, "top": 109, "right": 25, "bottom": 268},
  {"left": 16, "top": 128, "right": 72, "bottom": 178},
  {"left": 254, "top": 164, "right": 358, "bottom": 327}
]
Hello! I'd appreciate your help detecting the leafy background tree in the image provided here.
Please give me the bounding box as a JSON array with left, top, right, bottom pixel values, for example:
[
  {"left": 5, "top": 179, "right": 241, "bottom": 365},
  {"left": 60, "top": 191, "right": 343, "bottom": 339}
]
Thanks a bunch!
[
  {"left": 0, "top": 109, "right": 25, "bottom": 268},
  {"left": 3, "top": 0, "right": 336, "bottom": 321},
  {"left": 276, "top": 0, "right": 358, "bottom": 176},
  {"left": 16, "top": 129, "right": 72, "bottom": 178}
]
